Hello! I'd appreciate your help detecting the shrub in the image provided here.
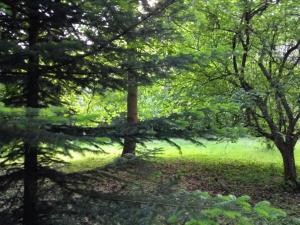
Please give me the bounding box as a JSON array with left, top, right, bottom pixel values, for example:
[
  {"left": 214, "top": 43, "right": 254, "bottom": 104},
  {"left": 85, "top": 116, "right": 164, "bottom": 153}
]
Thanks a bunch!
[{"left": 49, "top": 190, "right": 300, "bottom": 225}]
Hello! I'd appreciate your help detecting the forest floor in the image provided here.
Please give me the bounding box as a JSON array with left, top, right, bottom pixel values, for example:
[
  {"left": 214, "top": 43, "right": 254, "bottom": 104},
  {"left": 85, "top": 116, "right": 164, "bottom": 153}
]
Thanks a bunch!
[{"left": 62, "top": 138, "right": 300, "bottom": 217}]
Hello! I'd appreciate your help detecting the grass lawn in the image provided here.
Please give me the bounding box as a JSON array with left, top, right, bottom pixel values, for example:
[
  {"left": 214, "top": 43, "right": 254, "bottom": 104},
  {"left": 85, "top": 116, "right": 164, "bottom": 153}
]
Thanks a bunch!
[
  {"left": 60, "top": 137, "right": 300, "bottom": 217},
  {"left": 63, "top": 137, "right": 300, "bottom": 174}
]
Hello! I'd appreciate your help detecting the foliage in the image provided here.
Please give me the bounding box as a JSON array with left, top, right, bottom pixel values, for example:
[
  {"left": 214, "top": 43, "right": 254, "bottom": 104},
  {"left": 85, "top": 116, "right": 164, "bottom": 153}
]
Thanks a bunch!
[
  {"left": 169, "top": 0, "right": 300, "bottom": 183},
  {"left": 0, "top": 104, "right": 209, "bottom": 167},
  {"left": 46, "top": 190, "right": 299, "bottom": 225}
]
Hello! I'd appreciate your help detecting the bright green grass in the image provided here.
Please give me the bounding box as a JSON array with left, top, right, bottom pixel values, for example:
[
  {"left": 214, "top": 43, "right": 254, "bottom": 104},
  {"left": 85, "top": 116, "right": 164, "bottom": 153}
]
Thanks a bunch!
[
  {"left": 63, "top": 137, "right": 300, "bottom": 173},
  {"left": 60, "top": 145, "right": 120, "bottom": 173}
]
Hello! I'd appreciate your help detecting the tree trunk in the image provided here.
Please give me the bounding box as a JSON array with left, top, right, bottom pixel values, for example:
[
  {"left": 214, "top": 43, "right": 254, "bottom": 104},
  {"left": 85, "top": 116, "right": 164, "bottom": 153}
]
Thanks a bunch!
[
  {"left": 122, "top": 139, "right": 137, "bottom": 156},
  {"left": 277, "top": 144, "right": 298, "bottom": 188},
  {"left": 122, "top": 74, "right": 138, "bottom": 156},
  {"left": 280, "top": 148, "right": 297, "bottom": 185},
  {"left": 24, "top": 3, "right": 39, "bottom": 224},
  {"left": 23, "top": 143, "right": 38, "bottom": 225}
]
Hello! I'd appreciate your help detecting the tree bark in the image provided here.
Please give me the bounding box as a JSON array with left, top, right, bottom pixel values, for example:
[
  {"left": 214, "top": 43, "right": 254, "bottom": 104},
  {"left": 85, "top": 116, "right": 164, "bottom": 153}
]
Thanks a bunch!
[
  {"left": 122, "top": 74, "right": 138, "bottom": 156},
  {"left": 23, "top": 143, "right": 38, "bottom": 225},
  {"left": 276, "top": 142, "right": 298, "bottom": 188},
  {"left": 281, "top": 148, "right": 297, "bottom": 184}
]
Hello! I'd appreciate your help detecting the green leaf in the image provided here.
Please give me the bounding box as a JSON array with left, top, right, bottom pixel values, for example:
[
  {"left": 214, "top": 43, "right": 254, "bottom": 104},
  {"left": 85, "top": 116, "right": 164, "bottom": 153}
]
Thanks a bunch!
[{"left": 167, "top": 215, "right": 178, "bottom": 224}]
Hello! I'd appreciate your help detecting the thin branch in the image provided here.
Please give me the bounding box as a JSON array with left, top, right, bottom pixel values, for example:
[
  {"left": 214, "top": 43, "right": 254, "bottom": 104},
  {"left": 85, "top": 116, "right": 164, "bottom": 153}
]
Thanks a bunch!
[{"left": 278, "top": 40, "right": 300, "bottom": 76}]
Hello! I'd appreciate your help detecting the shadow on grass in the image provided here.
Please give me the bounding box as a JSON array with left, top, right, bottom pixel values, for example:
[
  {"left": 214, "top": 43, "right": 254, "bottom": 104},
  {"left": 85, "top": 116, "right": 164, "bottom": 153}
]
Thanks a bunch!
[{"left": 1, "top": 156, "right": 300, "bottom": 224}]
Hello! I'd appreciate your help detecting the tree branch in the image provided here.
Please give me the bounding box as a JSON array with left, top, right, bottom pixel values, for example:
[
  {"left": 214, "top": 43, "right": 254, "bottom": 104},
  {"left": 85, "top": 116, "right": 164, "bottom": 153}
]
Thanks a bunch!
[{"left": 278, "top": 40, "right": 300, "bottom": 76}]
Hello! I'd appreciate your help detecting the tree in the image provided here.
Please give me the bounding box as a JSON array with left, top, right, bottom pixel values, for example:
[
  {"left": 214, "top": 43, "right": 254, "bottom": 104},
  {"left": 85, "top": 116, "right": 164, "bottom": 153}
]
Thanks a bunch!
[
  {"left": 0, "top": 0, "right": 178, "bottom": 224},
  {"left": 185, "top": 0, "right": 300, "bottom": 186},
  {"left": 120, "top": 1, "right": 175, "bottom": 156},
  {"left": 79, "top": 0, "right": 191, "bottom": 156}
]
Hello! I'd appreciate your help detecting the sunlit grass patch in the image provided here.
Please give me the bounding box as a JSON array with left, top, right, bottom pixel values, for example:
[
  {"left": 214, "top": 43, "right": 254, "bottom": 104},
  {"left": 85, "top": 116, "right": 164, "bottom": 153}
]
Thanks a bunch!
[
  {"left": 62, "top": 137, "right": 300, "bottom": 174},
  {"left": 60, "top": 144, "right": 121, "bottom": 173}
]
